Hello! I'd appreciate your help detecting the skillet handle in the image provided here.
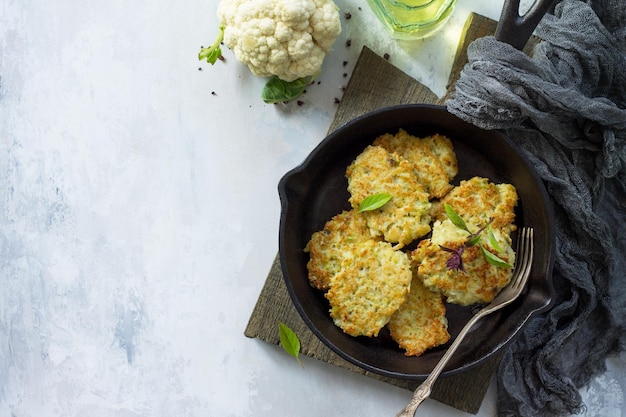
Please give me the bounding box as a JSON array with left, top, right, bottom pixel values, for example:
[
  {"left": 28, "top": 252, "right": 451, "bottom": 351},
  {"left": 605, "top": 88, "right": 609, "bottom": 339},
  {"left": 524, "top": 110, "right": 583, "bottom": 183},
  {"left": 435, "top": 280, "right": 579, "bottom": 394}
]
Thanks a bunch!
[{"left": 495, "top": 0, "right": 558, "bottom": 50}]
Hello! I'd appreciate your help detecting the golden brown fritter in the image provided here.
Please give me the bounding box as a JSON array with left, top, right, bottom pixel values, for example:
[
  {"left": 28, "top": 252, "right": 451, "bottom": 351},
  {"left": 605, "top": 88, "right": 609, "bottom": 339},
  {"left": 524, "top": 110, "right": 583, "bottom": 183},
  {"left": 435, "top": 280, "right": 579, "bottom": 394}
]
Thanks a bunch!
[
  {"left": 387, "top": 275, "right": 450, "bottom": 356},
  {"left": 421, "top": 133, "right": 458, "bottom": 181},
  {"left": 325, "top": 240, "right": 412, "bottom": 337},
  {"left": 373, "top": 129, "right": 457, "bottom": 199},
  {"left": 433, "top": 176, "right": 518, "bottom": 234},
  {"left": 412, "top": 219, "right": 516, "bottom": 305},
  {"left": 304, "top": 209, "right": 374, "bottom": 291},
  {"left": 346, "top": 145, "right": 431, "bottom": 246}
]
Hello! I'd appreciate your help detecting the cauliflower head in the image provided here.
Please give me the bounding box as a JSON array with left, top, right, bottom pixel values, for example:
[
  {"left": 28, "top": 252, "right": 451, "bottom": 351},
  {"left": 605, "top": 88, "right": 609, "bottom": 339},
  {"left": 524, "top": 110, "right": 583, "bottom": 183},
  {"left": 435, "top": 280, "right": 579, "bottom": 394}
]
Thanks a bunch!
[{"left": 217, "top": 0, "right": 342, "bottom": 82}]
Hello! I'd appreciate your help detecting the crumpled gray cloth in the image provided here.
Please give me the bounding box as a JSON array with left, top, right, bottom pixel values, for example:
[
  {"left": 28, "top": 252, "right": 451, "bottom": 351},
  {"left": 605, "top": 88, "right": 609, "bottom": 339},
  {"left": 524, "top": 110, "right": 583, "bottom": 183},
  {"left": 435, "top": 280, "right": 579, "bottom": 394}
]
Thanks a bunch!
[{"left": 446, "top": 0, "right": 626, "bottom": 416}]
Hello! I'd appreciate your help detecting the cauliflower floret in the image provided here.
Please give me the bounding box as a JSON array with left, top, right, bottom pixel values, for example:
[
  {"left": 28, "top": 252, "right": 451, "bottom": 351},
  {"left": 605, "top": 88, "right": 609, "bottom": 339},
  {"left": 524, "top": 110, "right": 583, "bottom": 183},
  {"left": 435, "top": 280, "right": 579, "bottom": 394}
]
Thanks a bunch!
[
  {"left": 279, "top": 0, "right": 316, "bottom": 30},
  {"left": 310, "top": 0, "right": 344, "bottom": 51},
  {"left": 288, "top": 32, "right": 315, "bottom": 60},
  {"left": 216, "top": 0, "right": 341, "bottom": 82}
]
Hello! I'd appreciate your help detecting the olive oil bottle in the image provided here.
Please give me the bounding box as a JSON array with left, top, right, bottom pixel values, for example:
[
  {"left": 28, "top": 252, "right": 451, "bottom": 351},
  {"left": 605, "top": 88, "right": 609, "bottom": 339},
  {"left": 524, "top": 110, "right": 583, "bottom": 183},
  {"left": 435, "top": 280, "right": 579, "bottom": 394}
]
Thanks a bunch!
[{"left": 367, "top": 0, "right": 458, "bottom": 40}]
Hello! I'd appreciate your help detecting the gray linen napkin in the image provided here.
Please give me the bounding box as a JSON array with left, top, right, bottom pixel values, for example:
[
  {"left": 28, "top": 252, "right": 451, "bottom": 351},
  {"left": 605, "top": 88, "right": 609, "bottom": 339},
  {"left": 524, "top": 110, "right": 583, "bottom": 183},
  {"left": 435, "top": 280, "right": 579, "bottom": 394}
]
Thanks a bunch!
[{"left": 446, "top": 1, "right": 626, "bottom": 416}]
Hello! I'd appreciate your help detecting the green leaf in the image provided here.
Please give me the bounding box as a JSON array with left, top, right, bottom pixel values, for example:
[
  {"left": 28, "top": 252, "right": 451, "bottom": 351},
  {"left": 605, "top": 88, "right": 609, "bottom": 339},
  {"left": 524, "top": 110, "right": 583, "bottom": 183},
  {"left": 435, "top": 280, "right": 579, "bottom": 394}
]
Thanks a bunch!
[
  {"left": 444, "top": 203, "right": 469, "bottom": 232},
  {"left": 278, "top": 322, "right": 303, "bottom": 368},
  {"left": 480, "top": 245, "right": 513, "bottom": 268},
  {"left": 487, "top": 225, "right": 504, "bottom": 252},
  {"left": 261, "top": 76, "right": 311, "bottom": 104},
  {"left": 198, "top": 26, "right": 225, "bottom": 65},
  {"left": 466, "top": 234, "right": 481, "bottom": 247},
  {"left": 359, "top": 193, "right": 392, "bottom": 212}
]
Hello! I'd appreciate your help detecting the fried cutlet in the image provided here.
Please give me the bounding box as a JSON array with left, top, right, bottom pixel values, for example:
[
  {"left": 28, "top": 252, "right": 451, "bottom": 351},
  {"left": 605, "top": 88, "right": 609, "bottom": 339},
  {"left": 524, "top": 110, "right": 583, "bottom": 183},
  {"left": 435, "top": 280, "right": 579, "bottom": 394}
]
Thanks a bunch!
[
  {"left": 346, "top": 145, "right": 431, "bottom": 247},
  {"left": 421, "top": 133, "right": 458, "bottom": 181},
  {"left": 387, "top": 275, "right": 450, "bottom": 356},
  {"left": 325, "top": 240, "right": 412, "bottom": 337},
  {"left": 304, "top": 209, "right": 374, "bottom": 291},
  {"left": 373, "top": 129, "right": 457, "bottom": 199},
  {"left": 432, "top": 176, "right": 518, "bottom": 234},
  {"left": 412, "top": 219, "right": 516, "bottom": 305}
]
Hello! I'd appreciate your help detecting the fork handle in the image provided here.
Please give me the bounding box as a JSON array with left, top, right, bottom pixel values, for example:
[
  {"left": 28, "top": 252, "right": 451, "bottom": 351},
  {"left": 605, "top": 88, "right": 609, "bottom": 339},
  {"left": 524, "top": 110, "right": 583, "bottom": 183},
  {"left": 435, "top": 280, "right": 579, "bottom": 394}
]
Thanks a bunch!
[{"left": 395, "top": 311, "right": 487, "bottom": 417}]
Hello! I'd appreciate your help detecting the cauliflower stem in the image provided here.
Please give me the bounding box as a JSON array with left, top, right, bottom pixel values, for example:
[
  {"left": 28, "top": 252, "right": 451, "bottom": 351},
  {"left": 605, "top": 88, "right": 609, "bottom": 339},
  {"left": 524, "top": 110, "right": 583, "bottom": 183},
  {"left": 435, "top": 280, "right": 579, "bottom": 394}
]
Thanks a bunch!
[{"left": 198, "top": 25, "right": 225, "bottom": 64}]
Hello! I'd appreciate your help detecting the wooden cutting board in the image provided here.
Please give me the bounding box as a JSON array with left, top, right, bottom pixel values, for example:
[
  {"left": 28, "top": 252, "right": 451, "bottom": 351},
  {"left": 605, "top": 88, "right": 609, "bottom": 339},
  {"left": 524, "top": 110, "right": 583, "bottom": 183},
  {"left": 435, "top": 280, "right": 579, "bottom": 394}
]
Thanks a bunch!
[{"left": 245, "top": 13, "right": 510, "bottom": 414}]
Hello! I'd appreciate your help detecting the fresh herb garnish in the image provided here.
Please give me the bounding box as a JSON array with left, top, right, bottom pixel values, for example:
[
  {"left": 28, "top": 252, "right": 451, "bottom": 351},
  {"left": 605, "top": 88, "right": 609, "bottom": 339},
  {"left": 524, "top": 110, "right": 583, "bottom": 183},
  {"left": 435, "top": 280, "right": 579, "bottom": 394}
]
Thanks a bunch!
[
  {"left": 444, "top": 203, "right": 469, "bottom": 231},
  {"left": 359, "top": 193, "right": 392, "bottom": 212},
  {"left": 487, "top": 224, "right": 504, "bottom": 252},
  {"left": 480, "top": 245, "right": 513, "bottom": 268},
  {"left": 278, "top": 322, "right": 303, "bottom": 368},
  {"left": 443, "top": 204, "right": 513, "bottom": 269},
  {"left": 198, "top": 26, "right": 225, "bottom": 64},
  {"left": 261, "top": 76, "right": 311, "bottom": 104},
  {"left": 439, "top": 245, "right": 465, "bottom": 272},
  {"left": 466, "top": 222, "right": 490, "bottom": 247}
]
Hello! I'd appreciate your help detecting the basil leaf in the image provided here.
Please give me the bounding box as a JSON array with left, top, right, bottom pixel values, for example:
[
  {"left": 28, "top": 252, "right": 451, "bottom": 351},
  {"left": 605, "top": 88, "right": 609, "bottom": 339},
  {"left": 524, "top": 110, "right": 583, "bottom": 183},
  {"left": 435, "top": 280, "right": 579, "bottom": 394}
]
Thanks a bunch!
[
  {"left": 466, "top": 234, "right": 481, "bottom": 247},
  {"left": 480, "top": 245, "right": 513, "bottom": 268},
  {"left": 487, "top": 225, "right": 504, "bottom": 252},
  {"left": 262, "top": 76, "right": 311, "bottom": 104},
  {"left": 278, "top": 322, "right": 303, "bottom": 368},
  {"left": 359, "top": 193, "right": 392, "bottom": 212},
  {"left": 444, "top": 203, "right": 469, "bottom": 232}
]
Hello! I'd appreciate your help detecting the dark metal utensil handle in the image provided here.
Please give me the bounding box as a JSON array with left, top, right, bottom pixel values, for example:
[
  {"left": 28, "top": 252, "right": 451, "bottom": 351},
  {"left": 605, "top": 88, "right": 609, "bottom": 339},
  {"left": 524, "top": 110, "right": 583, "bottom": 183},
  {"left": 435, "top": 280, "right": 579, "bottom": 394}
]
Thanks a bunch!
[{"left": 495, "top": 0, "right": 558, "bottom": 50}]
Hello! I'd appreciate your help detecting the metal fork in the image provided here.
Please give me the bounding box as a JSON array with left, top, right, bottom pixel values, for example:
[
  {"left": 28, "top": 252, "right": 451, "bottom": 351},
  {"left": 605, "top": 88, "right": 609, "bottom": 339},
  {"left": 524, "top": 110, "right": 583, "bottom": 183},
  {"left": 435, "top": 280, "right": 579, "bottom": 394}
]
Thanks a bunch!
[{"left": 395, "top": 227, "right": 534, "bottom": 417}]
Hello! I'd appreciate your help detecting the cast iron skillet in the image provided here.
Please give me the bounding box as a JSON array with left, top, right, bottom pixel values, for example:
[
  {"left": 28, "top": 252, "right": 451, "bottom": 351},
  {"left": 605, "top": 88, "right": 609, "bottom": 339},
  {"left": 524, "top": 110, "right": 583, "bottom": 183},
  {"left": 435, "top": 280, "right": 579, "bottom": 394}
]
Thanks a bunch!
[
  {"left": 278, "top": 104, "right": 555, "bottom": 379},
  {"left": 496, "top": 0, "right": 558, "bottom": 50}
]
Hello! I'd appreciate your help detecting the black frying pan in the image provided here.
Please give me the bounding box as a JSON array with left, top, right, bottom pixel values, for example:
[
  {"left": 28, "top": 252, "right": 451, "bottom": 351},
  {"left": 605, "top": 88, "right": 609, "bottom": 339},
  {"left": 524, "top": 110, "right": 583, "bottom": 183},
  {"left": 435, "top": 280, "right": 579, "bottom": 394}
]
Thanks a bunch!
[{"left": 278, "top": 104, "right": 555, "bottom": 379}]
